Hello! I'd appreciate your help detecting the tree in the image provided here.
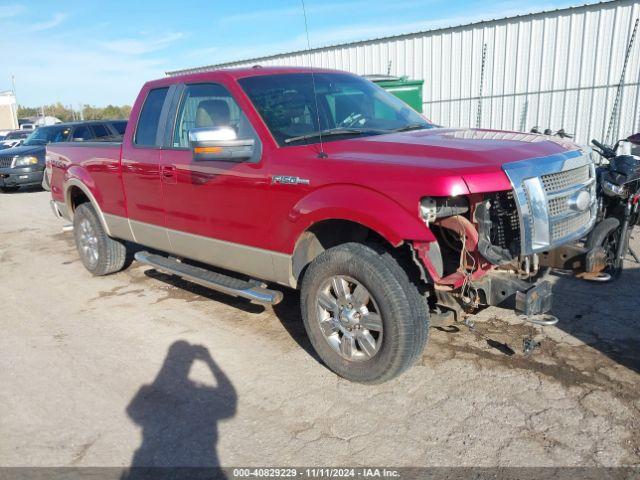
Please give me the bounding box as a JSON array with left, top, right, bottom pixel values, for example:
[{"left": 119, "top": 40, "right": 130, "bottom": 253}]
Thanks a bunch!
[{"left": 17, "top": 103, "right": 131, "bottom": 122}]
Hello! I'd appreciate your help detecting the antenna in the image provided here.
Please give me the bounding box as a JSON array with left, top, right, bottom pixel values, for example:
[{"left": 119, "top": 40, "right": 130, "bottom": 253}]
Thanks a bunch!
[{"left": 300, "top": 0, "right": 327, "bottom": 158}]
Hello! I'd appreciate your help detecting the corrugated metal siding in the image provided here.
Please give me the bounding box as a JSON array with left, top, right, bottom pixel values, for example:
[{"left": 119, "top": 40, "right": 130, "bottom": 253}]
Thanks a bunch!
[{"left": 169, "top": 1, "right": 640, "bottom": 144}]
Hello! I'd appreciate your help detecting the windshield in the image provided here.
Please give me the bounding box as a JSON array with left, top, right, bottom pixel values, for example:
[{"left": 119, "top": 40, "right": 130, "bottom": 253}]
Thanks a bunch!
[
  {"left": 24, "top": 126, "right": 72, "bottom": 145},
  {"left": 6, "top": 131, "right": 29, "bottom": 139},
  {"left": 238, "top": 73, "right": 433, "bottom": 146}
]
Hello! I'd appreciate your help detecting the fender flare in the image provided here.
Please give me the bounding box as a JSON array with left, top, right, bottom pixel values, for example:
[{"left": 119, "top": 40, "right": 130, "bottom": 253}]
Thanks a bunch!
[
  {"left": 63, "top": 172, "right": 112, "bottom": 237},
  {"left": 286, "top": 185, "right": 438, "bottom": 285},
  {"left": 288, "top": 184, "right": 437, "bottom": 247}
]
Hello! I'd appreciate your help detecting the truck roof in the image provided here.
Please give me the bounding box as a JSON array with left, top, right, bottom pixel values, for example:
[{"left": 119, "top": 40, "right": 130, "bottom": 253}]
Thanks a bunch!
[{"left": 148, "top": 66, "right": 350, "bottom": 88}]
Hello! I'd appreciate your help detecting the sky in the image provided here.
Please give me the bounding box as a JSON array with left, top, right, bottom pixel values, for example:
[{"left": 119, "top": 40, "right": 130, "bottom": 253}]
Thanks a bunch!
[{"left": 0, "top": 0, "right": 586, "bottom": 107}]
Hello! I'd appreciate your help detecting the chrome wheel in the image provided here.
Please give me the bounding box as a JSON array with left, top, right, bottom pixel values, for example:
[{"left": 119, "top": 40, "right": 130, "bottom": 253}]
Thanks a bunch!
[
  {"left": 78, "top": 218, "right": 99, "bottom": 269},
  {"left": 315, "top": 275, "right": 383, "bottom": 362}
]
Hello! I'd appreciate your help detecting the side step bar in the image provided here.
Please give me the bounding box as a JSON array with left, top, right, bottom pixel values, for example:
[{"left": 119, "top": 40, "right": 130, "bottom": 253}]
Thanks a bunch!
[{"left": 134, "top": 251, "right": 283, "bottom": 305}]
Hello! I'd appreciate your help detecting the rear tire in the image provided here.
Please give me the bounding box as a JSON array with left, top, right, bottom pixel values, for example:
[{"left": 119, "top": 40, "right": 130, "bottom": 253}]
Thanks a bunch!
[
  {"left": 300, "top": 242, "right": 429, "bottom": 384},
  {"left": 73, "top": 203, "right": 127, "bottom": 276}
]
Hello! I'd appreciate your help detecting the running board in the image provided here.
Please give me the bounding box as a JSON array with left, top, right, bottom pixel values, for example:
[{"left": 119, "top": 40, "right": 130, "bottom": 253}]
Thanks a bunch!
[{"left": 134, "top": 251, "right": 283, "bottom": 305}]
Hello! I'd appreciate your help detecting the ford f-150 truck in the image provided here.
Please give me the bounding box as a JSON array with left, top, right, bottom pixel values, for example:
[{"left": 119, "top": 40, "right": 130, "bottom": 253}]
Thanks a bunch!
[{"left": 48, "top": 67, "right": 601, "bottom": 383}]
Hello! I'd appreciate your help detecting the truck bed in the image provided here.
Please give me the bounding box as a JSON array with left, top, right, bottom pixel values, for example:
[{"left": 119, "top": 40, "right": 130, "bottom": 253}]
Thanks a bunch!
[{"left": 48, "top": 141, "right": 126, "bottom": 218}]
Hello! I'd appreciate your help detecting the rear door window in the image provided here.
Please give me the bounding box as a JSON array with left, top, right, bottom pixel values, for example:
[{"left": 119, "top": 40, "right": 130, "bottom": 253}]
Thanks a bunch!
[
  {"left": 135, "top": 87, "right": 169, "bottom": 147},
  {"left": 72, "top": 125, "right": 94, "bottom": 142},
  {"left": 92, "top": 123, "right": 112, "bottom": 140},
  {"left": 112, "top": 121, "right": 127, "bottom": 136}
]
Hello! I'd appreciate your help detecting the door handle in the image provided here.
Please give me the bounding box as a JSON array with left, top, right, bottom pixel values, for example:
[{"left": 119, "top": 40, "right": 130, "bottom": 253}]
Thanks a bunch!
[{"left": 161, "top": 165, "right": 177, "bottom": 183}]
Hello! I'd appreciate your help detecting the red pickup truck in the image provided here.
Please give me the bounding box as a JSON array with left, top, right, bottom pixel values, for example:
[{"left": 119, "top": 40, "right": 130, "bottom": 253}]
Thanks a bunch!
[{"left": 48, "top": 67, "right": 600, "bottom": 383}]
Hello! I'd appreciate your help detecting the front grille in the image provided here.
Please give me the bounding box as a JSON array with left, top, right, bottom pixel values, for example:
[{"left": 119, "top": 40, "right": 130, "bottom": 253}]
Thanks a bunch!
[
  {"left": 541, "top": 165, "right": 590, "bottom": 193},
  {"left": 502, "top": 153, "right": 596, "bottom": 255},
  {"left": 551, "top": 211, "right": 591, "bottom": 242},
  {"left": 547, "top": 197, "right": 570, "bottom": 216},
  {"left": 541, "top": 165, "right": 594, "bottom": 244},
  {"left": 0, "top": 156, "right": 13, "bottom": 168}
]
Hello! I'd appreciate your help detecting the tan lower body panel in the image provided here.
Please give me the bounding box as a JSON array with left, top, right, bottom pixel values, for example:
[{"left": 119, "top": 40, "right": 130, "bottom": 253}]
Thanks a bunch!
[{"left": 103, "top": 214, "right": 294, "bottom": 287}]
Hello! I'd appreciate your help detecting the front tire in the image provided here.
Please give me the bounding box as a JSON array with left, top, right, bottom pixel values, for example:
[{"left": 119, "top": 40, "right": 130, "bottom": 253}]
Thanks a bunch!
[
  {"left": 586, "top": 217, "right": 623, "bottom": 280},
  {"left": 300, "top": 243, "right": 429, "bottom": 384},
  {"left": 73, "top": 203, "right": 127, "bottom": 276}
]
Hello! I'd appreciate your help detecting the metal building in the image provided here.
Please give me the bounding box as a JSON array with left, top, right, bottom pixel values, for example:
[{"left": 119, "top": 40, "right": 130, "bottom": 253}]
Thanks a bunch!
[{"left": 168, "top": 0, "right": 640, "bottom": 145}]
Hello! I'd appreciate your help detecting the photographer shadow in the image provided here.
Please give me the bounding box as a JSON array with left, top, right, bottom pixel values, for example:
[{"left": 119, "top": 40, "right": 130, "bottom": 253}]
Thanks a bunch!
[{"left": 121, "top": 341, "right": 237, "bottom": 479}]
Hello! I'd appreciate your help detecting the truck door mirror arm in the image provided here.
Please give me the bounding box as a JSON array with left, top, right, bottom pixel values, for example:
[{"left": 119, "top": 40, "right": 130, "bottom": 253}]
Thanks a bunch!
[{"left": 189, "top": 127, "right": 255, "bottom": 162}]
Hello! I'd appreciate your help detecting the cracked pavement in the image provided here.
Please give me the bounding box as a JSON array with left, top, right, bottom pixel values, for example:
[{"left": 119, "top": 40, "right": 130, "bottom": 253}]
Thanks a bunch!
[{"left": 0, "top": 189, "right": 638, "bottom": 467}]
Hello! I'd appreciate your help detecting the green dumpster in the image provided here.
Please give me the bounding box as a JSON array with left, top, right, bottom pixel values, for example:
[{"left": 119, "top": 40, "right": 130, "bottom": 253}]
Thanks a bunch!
[{"left": 365, "top": 75, "right": 424, "bottom": 113}]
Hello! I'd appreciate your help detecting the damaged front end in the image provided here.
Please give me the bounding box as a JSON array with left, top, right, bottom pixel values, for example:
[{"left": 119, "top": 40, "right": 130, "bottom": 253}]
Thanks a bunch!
[
  {"left": 412, "top": 150, "right": 601, "bottom": 324},
  {"left": 412, "top": 203, "right": 556, "bottom": 323}
]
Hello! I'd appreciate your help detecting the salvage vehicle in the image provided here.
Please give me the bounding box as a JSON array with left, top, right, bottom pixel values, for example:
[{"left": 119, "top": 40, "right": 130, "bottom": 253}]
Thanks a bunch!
[
  {"left": 0, "top": 120, "right": 126, "bottom": 193},
  {"left": 48, "top": 67, "right": 602, "bottom": 383}
]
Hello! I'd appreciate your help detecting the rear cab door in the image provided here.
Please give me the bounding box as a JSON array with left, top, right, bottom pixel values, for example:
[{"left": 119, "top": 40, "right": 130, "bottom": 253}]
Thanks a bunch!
[{"left": 121, "top": 84, "right": 177, "bottom": 251}]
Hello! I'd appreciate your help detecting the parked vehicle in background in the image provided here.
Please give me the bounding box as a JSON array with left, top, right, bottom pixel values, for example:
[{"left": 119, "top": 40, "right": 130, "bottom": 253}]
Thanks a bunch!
[
  {"left": 1, "top": 120, "right": 127, "bottom": 193},
  {"left": 0, "top": 130, "right": 31, "bottom": 150},
  {"left": 585, "top": 135, "right": 640, "bottom": 279},
  {"left": 20, "top": 123, "right": 36, "bottom": 131},
  {"left": 48, "top": 67, "right": 603, "bottom": 383},
  {"left": 626, "top": 132, "right": 640, "bottom": 157}
]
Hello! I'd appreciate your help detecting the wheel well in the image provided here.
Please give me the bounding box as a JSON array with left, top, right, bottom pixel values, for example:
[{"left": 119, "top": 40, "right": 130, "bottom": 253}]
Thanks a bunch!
[
  {"left": 292, "top": 220, "right": 385, "bottom": 282},
  {"left": 293, "top": 219, "right": 412, "bottom": 281},
  {"left": 67, "top": 186, "right": 90, "bottom": 212},
  {"left": 291, "top": 219, "right": 431, "bottom": 301}
]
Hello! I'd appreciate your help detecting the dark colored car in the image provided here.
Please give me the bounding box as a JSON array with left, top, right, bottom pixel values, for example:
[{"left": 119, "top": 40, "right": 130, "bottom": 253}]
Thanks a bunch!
[{"left": 0, "top": 120, "right": 127, "bottom": 192}]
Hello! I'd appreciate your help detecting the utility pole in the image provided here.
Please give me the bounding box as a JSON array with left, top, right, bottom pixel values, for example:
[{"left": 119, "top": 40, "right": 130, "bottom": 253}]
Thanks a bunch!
[{"left": 10, "top": 75, "right": 18, "bottom": 129}]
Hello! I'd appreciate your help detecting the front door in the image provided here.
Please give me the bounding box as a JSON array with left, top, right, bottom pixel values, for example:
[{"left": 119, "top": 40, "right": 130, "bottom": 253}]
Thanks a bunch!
[{"left": 160, "top": 82, "right": 274, "bottom": 280}]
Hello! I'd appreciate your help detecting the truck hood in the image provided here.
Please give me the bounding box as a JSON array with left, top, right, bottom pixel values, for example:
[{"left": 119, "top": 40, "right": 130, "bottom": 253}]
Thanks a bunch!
[
  {"left": 324, "top": 127, "right": 583, "bottom": 193},
  {"left": 0, "top": 144, "right": 45, "bottom": 157}
]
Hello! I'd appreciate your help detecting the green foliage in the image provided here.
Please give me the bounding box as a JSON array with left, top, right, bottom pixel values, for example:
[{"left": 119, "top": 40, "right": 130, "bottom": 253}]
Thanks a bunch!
[{"left": 17, "top": 103, "right": 131, "bottom": 123}]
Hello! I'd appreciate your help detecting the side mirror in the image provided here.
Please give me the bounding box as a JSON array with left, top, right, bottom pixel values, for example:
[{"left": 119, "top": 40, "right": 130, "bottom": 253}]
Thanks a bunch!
[
  {"left": 189, "top": 127, "right": 255, "bottom": 162},
  {"left": 627, "top": 133, "right": 640, "bottom": 146}
]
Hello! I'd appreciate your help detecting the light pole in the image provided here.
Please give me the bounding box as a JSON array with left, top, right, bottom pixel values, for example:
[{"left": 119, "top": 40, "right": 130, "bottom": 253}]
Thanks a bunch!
[{"left": 10, "top": 74, "right": 18, "bottom": 129}]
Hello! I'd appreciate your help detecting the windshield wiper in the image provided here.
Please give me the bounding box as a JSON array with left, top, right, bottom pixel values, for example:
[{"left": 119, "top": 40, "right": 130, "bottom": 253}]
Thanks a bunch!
[
  {"left": 392, "top": 123, "right": 428, "bottom": 133},
  {"left": 284, "top": 128, "right": 367, "bottom": 144}
]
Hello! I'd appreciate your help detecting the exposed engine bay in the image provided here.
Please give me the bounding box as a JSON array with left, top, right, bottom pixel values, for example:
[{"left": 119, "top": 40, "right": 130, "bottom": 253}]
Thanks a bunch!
[{"left": 412, "top": 189, "right": 606, "bottom": 324}]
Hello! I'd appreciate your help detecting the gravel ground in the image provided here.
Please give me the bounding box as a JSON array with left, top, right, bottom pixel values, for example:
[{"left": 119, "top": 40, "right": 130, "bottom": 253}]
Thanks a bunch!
[{"left": 0, "top": 188, "right": 638, "bottom": 468}]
